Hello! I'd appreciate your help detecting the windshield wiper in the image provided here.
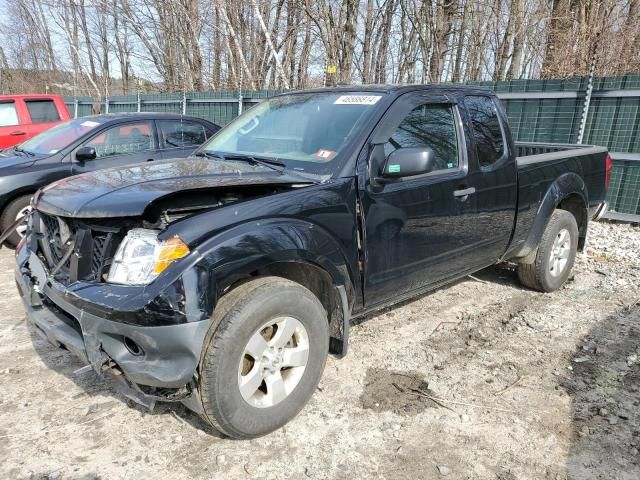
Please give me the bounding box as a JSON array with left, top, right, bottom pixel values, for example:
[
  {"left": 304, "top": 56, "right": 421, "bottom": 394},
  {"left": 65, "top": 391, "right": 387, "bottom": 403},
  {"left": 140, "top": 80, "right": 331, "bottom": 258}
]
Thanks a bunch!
[
  {"left": 194, "top": 151, "right": 216, "bottom": 159},
  {"left": 14, "top": 146, "right": 34, "bottom": 157},
  {"left": 202, "top": 151, "right": 286, "bottom": 174},
  {"left": 195, "top": 150, "right": 320, "bottom": 183},
  {"left": 227, "top": 154, "right": 286, "bottom": 173}
]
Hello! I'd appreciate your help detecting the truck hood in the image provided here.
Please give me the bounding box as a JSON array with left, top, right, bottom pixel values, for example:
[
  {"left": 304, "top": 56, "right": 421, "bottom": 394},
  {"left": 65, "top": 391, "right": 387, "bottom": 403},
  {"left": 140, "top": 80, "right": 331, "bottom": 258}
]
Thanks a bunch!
[{"left": 35, "top": 157, "right": 316, "bottom": 218}]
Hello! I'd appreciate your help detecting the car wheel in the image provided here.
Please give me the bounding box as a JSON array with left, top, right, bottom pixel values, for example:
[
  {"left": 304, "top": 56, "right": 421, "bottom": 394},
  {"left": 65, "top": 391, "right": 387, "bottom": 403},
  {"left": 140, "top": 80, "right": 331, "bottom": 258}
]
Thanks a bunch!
[
  {"left": 518, "top": 209, "right": 579, "bottom": 292},
  {"left": 199, "top": 276, "right": 329, "bottom": 439},
  {"left": 0, "top": 195, "right": 32, "bottom": 248}
]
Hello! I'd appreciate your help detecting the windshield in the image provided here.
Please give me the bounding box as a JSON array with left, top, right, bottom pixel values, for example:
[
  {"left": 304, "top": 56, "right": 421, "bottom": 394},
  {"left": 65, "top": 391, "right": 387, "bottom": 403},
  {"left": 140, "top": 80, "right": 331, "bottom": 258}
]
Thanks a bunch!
[
  {"left": 201, "top": 92, "right": 385, "bottom": 175},
  {"left": 19, "top": 118, "right": 106, "bottom": 155}
]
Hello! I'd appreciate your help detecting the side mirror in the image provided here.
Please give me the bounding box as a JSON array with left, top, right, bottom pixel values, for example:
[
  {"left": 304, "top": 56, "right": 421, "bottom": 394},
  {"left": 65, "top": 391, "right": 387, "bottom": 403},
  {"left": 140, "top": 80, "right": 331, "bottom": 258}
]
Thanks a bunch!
[
  {"left": 381, "top": 147, "right": 435, "bottom": 180},
  {"left": 76, "top": 146, "right": 97, "bottom": 162}
]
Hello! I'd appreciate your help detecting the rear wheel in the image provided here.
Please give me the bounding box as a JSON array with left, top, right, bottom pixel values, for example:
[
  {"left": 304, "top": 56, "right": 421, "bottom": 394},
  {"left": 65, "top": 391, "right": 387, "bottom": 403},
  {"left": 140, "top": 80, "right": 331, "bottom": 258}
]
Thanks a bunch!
[
  {"left": 198, "top": 277, "right": 329, "bottom": 439},
  {"left": 517, "top": 209, "right": 579, "bottom": 292},
  {"left": 0, "top": 195, "right": 32, "bottom": 248}
]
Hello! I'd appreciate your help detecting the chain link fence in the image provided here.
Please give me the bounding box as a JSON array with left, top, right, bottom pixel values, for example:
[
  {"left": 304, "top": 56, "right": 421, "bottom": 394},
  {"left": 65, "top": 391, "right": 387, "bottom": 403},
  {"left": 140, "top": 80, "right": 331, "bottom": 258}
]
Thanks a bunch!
[{"left": 65, "top": 75, "right": 640, "bottom": 220}]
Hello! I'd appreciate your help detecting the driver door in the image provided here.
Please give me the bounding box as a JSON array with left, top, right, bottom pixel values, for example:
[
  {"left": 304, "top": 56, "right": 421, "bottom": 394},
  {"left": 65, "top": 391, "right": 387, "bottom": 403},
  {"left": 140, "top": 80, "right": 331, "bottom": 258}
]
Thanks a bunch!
[{"left": 360, "top": 93, "right": 481, "bottom": 306}]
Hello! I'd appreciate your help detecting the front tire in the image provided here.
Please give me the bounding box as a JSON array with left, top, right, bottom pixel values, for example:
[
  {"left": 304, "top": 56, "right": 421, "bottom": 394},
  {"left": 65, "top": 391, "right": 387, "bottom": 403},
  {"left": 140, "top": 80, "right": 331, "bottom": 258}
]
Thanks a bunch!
[
  {"left": 199, "top": 277, "right": 329, "bottom": 439},
  {"left": 517, "top": 209, "right": 579, "bottom": 292}
]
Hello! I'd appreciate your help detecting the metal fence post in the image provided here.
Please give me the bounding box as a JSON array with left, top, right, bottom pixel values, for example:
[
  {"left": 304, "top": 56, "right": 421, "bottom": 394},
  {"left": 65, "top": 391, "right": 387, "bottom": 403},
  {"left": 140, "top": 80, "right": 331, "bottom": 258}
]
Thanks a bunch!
[
  {"left": 182, "top": 91, "right": 187, "bottom": 115},
  {"left": 74, "top": 98, "right": 78, "bottom": 119},
  {"left": 104, "top": 94, "right": 110, "bottom": 114},
  {"left": 238, "top": 93, "right": 244, "bottom": 115},
  {"left": 577, "top": 76, "right": 595, "bottom": 145},
  {"left": 577, "top": 36, "right": 598, "bottom": 144},
  {"left": 137, "top": 91, "right": 141, "bottom": 113}
]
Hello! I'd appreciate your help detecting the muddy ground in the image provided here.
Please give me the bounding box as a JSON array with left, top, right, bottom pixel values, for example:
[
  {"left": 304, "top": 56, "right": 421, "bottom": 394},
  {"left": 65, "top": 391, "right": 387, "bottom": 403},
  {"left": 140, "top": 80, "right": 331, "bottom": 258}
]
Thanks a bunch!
[{"left": 0, "top": 220, "right": 638, "bottom": 480}]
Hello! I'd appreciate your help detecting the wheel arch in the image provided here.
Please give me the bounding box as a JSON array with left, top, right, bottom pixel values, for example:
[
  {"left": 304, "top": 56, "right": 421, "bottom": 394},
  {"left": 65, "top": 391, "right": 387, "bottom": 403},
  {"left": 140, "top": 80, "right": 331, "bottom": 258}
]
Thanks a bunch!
[
  {"left": 191, "top": 219, "right": 358, "bottom": 356},
  {"left": 557, "top": 193, "right": 588, "bottom": 251},
  {"left": 512, "top": 172, "right": 588, "bottom": 261}
]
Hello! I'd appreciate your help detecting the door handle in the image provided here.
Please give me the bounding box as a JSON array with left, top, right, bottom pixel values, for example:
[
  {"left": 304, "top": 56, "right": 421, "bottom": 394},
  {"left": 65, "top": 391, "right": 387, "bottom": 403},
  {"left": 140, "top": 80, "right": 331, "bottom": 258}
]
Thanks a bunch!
[
  {"left": 10, "top": 131, "right": 26, "bottom": 136},
  {"left": 146, "top": 158, "right": 154, "bottom": 162},
  {"left": 453, "top": 187, "right": 476, "bottom": 198}
]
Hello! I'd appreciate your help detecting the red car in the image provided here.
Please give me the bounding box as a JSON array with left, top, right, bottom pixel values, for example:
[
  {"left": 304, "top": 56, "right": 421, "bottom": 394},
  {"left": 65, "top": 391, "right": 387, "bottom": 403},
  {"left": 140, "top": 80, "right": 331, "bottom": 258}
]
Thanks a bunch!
[{"left": 0, "top": 94, "right": 71, "bottom": 149}]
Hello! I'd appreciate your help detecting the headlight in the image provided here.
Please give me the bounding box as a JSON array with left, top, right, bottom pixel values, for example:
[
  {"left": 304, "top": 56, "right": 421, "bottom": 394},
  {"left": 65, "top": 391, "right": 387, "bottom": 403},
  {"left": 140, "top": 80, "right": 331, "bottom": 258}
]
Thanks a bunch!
[{"left": 107, "top": 229, "right": 190, "bottom": 285}]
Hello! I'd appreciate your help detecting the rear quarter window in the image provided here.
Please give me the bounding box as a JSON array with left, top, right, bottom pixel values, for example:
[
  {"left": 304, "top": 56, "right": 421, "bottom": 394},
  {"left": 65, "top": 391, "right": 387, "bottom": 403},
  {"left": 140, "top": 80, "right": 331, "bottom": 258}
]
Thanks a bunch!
[
  {"left": 464, "top": 95, "right": 505, "bottom": 167},
  {"left": 0, "top": 101, "right": 19, "bottom": 126},
  {"left": 25, "top": 99, "right": 61, "bottom": 124}
]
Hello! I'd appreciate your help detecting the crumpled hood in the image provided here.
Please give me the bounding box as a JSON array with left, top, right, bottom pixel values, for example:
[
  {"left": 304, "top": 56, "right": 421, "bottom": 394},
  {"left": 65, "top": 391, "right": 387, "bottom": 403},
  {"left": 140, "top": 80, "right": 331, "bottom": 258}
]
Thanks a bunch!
[{"left": 35, "top": 157, "right": 314, "bottom": 218}]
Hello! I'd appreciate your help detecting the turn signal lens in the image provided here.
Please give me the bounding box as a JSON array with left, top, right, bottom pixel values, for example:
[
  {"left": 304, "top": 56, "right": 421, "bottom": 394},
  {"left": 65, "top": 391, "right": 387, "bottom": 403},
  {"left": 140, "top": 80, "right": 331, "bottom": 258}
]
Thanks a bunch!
[{"left": 153, "top": 237, "right": 190, "bottom": 274}]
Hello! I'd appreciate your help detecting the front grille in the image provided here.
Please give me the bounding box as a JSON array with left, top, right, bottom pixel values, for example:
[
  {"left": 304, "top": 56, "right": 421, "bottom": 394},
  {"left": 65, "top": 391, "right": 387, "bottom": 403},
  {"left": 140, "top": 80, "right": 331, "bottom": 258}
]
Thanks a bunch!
[
  {"left": 90, "top": 232, "right": 115, "bottom": 281},
  {"left": 41, "top": 213, "right": 65, "bottom": 265},
  {"left": 35, "top": 212, "right": 119, "bottom": 284}
]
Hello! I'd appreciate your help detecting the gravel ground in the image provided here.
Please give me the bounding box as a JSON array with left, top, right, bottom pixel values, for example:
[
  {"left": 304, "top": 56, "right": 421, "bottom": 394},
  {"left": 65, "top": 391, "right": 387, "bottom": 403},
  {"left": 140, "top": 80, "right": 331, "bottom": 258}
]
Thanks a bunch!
[{"left": 0, "top": 220, "right": 638, "bottom": 480}]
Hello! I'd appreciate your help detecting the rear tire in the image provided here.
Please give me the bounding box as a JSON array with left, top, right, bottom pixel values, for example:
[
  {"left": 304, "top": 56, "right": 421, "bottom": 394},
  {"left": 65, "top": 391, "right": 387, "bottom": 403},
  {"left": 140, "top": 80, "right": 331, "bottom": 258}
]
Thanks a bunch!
[
  {"left": 199, "top": 277, "right": 329, "bottom": 439},
  {"left": 517, "top": 209, "right": 579, "bottom": 292},
  {"left": 1, "top": 195, "right": 32, "bottom": 248}
]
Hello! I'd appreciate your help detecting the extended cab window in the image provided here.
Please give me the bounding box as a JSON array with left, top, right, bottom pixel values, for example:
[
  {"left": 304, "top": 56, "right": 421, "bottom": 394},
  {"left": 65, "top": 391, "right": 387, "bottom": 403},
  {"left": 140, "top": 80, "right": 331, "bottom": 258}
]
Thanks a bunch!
[
  {"left": 464, "top": 96, "right": 505, "bottom": 167},
  {"left": 158, "top": 120, "right": 207, "bottom": 148},
  {"left": 0, "top": 101, "right": 18, "bottom": 126},
  {"left": 25, "top": 99, "right": 60, "bottom": 124},
  {"left": 85, "top": 122, "right": 154, "bottom": 158},
  {"left": 385, "top": 104, "right": 459, "bottom": 171}
]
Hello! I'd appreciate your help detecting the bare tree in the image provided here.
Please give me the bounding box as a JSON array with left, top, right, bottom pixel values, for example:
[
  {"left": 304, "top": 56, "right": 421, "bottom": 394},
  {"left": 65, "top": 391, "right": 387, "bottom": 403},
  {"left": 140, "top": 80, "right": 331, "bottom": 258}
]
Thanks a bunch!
[{"left": 0, "top": 0, "right": 639, "bottom": 95}]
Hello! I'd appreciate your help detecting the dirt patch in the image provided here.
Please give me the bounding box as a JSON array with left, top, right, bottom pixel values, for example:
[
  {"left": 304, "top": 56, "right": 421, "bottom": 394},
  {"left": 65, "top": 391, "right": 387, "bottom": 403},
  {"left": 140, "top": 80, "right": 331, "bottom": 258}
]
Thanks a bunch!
[
  {"left": 562, "top": 304, "right": 640, "bottom": 480},
  {"left": 360, "top": 368, "right": 437, "bottom": 415}
]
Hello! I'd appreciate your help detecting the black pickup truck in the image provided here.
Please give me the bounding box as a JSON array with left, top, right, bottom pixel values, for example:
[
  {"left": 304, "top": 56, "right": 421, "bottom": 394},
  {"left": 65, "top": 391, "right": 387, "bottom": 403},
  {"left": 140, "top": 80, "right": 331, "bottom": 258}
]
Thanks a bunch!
[{"left": 14, "top": 85, "right": 610, "bottom": 439}]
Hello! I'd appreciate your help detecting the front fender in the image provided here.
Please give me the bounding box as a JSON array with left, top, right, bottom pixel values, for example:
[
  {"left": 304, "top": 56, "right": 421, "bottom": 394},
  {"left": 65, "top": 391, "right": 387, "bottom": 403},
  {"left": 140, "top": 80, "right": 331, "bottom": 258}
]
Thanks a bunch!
[
  {"left": 191, "top": 217, "right": 357, "bottom": 303},
  {"left": 514, "top": 172, "right": 588, "bottom": 259}
]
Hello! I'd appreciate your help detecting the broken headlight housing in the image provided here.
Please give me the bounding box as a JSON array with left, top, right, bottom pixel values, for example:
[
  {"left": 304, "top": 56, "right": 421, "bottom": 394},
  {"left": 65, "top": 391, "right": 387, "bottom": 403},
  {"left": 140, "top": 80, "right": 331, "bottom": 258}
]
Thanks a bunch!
[{"left": 107, "top": 229, "right": 190, "bottom": 285}]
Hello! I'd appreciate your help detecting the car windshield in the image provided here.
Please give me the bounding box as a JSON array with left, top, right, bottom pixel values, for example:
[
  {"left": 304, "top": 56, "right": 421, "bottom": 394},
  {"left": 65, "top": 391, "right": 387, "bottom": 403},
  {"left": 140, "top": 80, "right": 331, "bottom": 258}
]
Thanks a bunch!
[
  {"left": 19, "top": 117, "right": 106, "bottom": 155},
  {"left": 201, "top": 92, "right": 385, "bottom": 175}
]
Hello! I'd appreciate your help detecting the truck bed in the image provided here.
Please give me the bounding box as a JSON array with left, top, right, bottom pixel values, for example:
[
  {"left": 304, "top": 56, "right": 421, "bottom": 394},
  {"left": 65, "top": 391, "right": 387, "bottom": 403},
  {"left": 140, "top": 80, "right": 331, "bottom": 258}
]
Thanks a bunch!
[
  {"left": 515, "top": 142, "right": 603, "bottom": 162},
  {"left": 505, "top": 142, "right": 609, "bottom": 260}
]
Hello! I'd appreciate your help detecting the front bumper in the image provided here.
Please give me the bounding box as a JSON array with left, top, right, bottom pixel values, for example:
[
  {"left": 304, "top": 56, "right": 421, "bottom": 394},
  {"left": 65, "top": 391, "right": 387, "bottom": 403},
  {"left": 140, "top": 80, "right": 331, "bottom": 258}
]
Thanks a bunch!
[{"left": 15, "top": 246, "right": 209, "bottom": 409}]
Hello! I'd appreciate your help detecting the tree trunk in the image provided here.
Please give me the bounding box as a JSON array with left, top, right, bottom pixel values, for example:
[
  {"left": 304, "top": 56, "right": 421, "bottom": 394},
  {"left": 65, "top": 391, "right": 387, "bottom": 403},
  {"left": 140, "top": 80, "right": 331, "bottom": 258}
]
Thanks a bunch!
[
  {"left": 506, "top": 0, "right": 524, "bottom": 80},
  {"left": 452, "top": 0, "right": 470, "bottom": 83}
]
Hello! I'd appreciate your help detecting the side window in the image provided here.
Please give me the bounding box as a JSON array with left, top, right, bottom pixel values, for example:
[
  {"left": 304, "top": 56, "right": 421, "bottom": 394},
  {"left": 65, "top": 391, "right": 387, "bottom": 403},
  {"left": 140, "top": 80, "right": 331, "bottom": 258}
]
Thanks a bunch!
[
  {"left": 0, "top": 101, "right": 19, "bottom": 127},
  {"left": 25, "top": 99, "right": 61, "bottom": 124},
  {"left": 464, "top": 96, "right": 505, "bottom": 167},
  {"left": 85, "top": 122, "right": 153, "bottom": 158},
  {"left": 204, "top": 125, "right": 219, "bottom": 139},
  {"left": 158, "top": 120, "right": 207, "bottom": 148},
  {"left": 385, "top": 104, "right": 459, "bottom": 171}
]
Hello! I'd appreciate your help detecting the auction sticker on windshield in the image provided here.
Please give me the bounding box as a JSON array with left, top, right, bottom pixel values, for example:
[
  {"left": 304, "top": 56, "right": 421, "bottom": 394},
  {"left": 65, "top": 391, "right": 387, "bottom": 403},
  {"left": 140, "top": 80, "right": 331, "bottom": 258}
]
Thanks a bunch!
[
  {"left": 314, "top": 149, "right": 335, "bottom": 159},
  {"left": 334, "top": 95, "right": 382, "bottom": 105}
]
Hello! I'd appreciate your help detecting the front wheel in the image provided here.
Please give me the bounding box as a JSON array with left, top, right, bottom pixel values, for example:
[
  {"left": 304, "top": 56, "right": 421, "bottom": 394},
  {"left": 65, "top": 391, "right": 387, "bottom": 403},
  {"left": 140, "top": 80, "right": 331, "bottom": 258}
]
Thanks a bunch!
[
  {"left": 198, "top": 277, "right": 329, "bottom": 439},
  {"left": 517, "top": 209, "right": 579, "bottom": 292}
]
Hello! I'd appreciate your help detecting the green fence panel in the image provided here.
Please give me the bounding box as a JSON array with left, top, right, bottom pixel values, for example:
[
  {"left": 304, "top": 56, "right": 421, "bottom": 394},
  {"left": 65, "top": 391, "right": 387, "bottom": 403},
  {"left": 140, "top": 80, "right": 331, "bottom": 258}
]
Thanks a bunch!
[
  {"left": 187, "top": 100, "right": 238, "bottom": 126},
  {"left": 583, "top": 97, "right": 640, "bottom": 154},
  {"left": 607, "top": 159, "right": 640, "bottom": 215}
]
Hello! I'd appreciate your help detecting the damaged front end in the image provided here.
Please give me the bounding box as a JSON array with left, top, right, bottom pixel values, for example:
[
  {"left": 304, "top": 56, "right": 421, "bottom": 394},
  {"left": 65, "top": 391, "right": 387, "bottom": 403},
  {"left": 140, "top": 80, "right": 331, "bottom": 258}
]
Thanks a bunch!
[
  {"left": 14, "top": 209, "right": 213, "bottom": 413},
  {"left": 13, "top": 157, "right": 320, "bottom": 414}
]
